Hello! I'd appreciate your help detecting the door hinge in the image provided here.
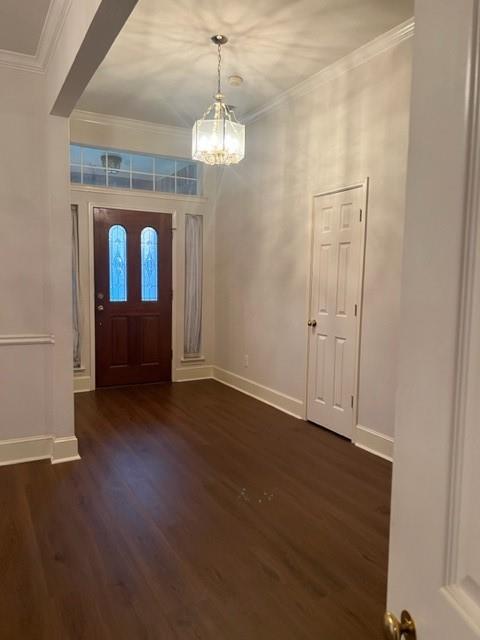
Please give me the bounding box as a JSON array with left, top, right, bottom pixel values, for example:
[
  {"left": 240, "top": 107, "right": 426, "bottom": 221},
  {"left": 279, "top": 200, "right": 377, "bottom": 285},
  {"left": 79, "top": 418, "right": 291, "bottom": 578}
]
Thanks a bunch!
[
  {"left": 351, "top": 395, "right": 354, "bottom": 409},
  {"left": 171, "top": 349, "right": 173, "bottom": 360},
  {"left": 360, "top": 208, "right": 363, "bottom": 222},
  {"left": 354, "top": 304, "right": 358, "bottom": 317}
]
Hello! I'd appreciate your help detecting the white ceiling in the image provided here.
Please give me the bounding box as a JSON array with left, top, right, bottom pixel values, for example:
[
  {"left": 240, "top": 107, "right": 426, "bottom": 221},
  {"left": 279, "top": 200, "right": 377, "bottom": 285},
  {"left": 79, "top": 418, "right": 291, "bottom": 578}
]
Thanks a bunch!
[
  {"left": 0, "top": 0, "right": 52, "bottom": 56},
  {"left": 78, "top": 0, "right": 414, "bottom": 127}
]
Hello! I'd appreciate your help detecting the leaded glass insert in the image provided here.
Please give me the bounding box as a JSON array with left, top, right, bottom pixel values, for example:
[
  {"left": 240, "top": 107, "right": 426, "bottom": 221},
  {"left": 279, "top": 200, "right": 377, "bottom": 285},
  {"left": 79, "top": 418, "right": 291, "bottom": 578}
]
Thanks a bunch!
[
  {"left": 141, "top": 227, "right": 158, "bottom": 302},
  {"left": 109, "top": 225, "right": 127, "bottom": 302}
]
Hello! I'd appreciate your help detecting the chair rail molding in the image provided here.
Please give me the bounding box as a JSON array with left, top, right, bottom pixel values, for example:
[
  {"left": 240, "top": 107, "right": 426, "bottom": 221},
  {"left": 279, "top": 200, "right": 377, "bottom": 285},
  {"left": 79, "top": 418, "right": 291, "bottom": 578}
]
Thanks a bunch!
[{"left": 0, "top": 334, "right": 55, "bottom": 346}]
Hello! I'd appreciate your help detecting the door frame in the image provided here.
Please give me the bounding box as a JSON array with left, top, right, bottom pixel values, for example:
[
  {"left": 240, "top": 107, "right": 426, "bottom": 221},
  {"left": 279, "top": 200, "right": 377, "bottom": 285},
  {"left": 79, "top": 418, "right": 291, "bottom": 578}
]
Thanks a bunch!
[
  {"left": 87, "top": 202, "right": 177, "bottom": 390},
  {"left": 303, "top": 178, "right": 369, "bottom": 437}
]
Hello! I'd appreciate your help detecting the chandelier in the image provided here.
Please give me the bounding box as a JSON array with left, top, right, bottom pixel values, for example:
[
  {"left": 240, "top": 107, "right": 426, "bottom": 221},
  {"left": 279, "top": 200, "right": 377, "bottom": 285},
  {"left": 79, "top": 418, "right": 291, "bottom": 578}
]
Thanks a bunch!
[{"left": 192, "top": 35, "right": 245, "bottom": 166}]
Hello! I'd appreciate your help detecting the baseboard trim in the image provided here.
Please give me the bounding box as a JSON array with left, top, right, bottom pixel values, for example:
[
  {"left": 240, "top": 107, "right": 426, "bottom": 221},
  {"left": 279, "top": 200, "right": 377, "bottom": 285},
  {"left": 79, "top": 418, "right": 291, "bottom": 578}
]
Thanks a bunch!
[
  {"left": 51, "top": 436, "right": 81, "bottom": 464},
  {"left": 0, "top": 436, "right": 51, "bottom": 466},
  {"left": 74, "top": 375, "right": 91, "bottom": 393},
  {"left": 354, "top": 424, "right": 394, "bottom": 461},
  {"left": 212, "top": 367, "right": 304, "bottom": 419},
  {"left": 0, "top": 435, "right": 80, "bottom": 467},
  {"left": 175, "top": 365, "right": 214, "bottom": 382}
]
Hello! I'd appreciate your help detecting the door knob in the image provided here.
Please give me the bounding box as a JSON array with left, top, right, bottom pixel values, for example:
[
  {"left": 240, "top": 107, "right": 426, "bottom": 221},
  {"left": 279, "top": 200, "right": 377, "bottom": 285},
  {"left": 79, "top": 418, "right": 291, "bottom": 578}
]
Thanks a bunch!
[
  {"left": 384, "top": 610, "right": 416, "bottom": 640},
  {"left": 96, "top": 305, "right": 104, "bottom": 312},
  {"left": 307, "top": 319, "right": 317, "bottom": 327}
]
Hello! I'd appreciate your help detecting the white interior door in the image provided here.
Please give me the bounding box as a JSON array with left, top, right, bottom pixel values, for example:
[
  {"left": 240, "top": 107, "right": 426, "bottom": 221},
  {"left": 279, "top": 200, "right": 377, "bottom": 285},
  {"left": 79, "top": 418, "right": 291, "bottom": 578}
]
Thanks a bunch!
[
  {"left": 387, "top": 2, "right": 480, "bottom": 638},
  {"left": 306, "top": 185, "right": 365, "bottom": 439}
]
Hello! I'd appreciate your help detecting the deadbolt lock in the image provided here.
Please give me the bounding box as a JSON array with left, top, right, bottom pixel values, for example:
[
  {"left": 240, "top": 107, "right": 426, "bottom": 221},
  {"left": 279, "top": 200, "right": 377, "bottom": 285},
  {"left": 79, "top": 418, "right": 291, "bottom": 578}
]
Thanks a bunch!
[{"left": 384, "top": 610, "right": 416, "bottom": 640}]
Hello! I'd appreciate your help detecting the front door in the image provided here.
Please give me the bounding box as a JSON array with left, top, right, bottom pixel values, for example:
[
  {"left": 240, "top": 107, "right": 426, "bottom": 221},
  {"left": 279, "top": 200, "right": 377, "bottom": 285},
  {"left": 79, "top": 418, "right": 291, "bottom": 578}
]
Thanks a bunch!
[
  {"left": 94, "top": 208, "right": 172, "bottom": 387},
  {"left": 306, "top": 185, "right": 365, "bottom": 439}
]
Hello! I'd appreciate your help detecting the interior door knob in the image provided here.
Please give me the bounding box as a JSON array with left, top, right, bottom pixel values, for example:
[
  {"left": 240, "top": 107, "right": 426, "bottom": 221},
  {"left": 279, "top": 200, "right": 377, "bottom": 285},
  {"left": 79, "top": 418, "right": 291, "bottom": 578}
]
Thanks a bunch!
[
  {"left": 97, "top": 305, "right": 104, "bottom": 312},
  {"left": 307, "top": 319, "right": 317, "bottom": 327},
  {"left": 384, "top": 611, "right": 416, "bottom": 640}
]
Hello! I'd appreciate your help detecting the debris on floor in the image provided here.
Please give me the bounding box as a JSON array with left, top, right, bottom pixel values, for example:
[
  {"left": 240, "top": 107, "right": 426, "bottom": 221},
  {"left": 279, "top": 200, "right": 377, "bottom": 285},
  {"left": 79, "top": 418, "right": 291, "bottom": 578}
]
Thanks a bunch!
[{"left": 237, "top": 488, "right": 275, "bottom": 503}]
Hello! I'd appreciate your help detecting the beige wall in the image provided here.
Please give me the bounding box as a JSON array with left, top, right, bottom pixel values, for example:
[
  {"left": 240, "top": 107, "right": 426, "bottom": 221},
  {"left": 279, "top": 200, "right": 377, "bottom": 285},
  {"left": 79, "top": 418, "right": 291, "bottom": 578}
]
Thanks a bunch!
[
  {"left": 0, "top": 0, "right": 135, "bottom": 462},
  {"left": 0, "top": 68, "right": 50, "bottom": 440},
  {"left": 215, "top": 38, "right": 413, "bottom": 440},
  {"left": 70, "top": 113, "right": 216, "bottom": 389}
]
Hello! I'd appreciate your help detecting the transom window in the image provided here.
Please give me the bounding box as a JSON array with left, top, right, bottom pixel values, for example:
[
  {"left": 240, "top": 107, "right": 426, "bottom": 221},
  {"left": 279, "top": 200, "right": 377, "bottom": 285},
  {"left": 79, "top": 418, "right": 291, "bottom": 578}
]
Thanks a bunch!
[{"left": 70, "top": 144, "right": 201, "bottom": 196}]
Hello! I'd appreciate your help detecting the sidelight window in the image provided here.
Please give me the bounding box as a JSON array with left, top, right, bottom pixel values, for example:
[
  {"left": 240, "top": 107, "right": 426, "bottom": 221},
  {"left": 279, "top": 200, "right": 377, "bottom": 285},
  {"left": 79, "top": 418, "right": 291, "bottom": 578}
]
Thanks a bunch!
[
  {"left": 72, "top": 205, "right": 81, "bottom": 369},
  {"left": 184, "top": 215, "right": 203, "bottom": 357}
]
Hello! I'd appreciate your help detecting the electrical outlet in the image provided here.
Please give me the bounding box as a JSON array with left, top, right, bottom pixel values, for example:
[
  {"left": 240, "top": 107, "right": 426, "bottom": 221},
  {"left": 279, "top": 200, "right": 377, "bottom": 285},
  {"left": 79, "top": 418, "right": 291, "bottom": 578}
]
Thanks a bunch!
[{"left": 244, "top": 354, "right": 249, "bottom": 367}]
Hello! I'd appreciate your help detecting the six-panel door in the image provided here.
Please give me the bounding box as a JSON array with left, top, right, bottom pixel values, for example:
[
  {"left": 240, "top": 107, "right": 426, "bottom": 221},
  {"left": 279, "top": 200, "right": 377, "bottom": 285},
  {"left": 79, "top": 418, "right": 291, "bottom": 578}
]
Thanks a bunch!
[
  {"left": 306, "top": 187, "right": 364, "bottom": 439},
  {"left": 94, "top": 208, "right": 172, "bottom": 387}
]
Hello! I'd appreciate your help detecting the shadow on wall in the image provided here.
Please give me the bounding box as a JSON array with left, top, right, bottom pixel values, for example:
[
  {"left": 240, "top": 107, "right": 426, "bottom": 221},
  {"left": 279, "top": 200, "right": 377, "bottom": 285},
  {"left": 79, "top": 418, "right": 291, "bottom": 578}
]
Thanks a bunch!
[{"left": 214, "top": 36, "right": 412, "bottom": 438}]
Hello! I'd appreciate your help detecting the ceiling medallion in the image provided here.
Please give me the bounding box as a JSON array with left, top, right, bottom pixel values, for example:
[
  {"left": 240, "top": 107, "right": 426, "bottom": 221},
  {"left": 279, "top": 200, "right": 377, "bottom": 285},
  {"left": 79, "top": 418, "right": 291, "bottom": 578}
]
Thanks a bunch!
[{"left": 192, "top": 35, "right": 245, "bottom": 166}]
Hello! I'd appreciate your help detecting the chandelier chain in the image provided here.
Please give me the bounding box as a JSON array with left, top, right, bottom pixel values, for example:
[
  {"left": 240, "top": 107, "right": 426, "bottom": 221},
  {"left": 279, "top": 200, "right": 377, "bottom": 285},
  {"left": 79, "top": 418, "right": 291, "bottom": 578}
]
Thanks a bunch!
[{"left": 217, "top": 44, "right": 222, "bottom": 95}]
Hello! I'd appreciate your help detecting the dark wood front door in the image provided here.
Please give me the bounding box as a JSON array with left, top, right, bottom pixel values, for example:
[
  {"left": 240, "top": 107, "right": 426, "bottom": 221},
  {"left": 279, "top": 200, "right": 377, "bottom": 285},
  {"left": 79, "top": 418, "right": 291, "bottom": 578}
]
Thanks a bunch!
[{"left": 94, "top": 208, "right": 172, "bottom": 387}]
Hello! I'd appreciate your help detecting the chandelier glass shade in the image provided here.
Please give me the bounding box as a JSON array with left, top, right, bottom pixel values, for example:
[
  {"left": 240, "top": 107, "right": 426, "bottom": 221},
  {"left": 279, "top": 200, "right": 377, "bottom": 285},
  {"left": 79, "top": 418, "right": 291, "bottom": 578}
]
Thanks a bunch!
[{"left": 192, "top": 36, "right": 245, "bottom": 166}]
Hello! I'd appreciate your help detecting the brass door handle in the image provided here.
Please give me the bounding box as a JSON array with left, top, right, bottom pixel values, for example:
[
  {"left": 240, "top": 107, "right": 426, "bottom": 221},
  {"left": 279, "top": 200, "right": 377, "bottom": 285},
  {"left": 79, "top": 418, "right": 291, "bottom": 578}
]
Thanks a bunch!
[
  {"left": 307, "top": 319, "right": 317, "bottom": 327},
  {"left": 384, "top": 611, "right": 416, "bottom": 640},
  {"left": 97, "top": 305, "right": 104, "bottom": 312}
]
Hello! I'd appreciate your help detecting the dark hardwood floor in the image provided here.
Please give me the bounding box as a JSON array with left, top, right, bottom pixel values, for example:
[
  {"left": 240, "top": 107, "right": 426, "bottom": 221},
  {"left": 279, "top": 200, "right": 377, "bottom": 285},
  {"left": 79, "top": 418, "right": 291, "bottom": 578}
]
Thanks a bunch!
[{"left": 0, "top": 380, "right": 392, "bottom": 639}]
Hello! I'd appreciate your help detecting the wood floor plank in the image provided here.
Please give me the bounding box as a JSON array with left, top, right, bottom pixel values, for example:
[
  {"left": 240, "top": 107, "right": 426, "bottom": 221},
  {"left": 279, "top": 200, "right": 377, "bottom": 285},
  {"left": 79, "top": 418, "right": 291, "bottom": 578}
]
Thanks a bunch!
[{"left": 0, "top": 380, "right": 391, "bottom": 639}]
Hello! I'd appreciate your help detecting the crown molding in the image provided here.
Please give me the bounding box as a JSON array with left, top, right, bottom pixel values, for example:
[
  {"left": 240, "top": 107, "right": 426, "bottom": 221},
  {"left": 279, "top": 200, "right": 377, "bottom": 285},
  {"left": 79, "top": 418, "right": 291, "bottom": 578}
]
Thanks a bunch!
[
  {"left": 71, "top": 109, "right": 191, "bottom": 139},
  {"left": 36, "top": 0, "right": 73, "bottom": 71},
  {"left": 243, "top": 17, "right": 415, "bottom": 124},
  {"left": 0, "top": 0, "right": 72, "bottom": 74},
  {"left": 0, "top": 48, "right": 43, "bottom": 74}
]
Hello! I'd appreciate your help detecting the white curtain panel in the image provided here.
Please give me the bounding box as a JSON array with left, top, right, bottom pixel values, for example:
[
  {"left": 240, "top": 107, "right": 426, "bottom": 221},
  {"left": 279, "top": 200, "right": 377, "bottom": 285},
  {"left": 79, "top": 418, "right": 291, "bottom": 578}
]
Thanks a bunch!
[
  {"left": 184, "top": 214, "right": 203, "bottom": 357},
  {"left": 72, "top": 205, "right": 82, "bottom": 369}
]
